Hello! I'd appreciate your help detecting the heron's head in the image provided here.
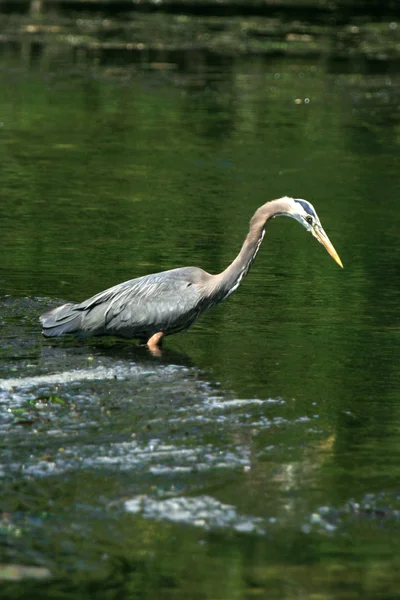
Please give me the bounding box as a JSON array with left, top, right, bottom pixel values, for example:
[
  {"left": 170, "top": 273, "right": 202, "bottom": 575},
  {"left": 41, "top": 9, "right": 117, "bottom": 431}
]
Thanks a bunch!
[{"left": 281, "top": 197, "right": 343, "bottom": 267}]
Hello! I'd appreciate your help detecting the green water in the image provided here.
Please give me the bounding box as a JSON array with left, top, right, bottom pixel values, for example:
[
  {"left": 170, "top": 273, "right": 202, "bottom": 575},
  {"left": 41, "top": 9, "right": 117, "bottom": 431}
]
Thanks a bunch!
[{"left": 1, "top": 42, "right": 400, "bottom": 599}]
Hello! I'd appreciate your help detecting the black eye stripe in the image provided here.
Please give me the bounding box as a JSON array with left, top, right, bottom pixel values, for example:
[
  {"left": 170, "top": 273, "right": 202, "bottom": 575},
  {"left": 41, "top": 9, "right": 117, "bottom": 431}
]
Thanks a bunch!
[{"left": 295, "top": 199, "right": 315, "bottom": 217}]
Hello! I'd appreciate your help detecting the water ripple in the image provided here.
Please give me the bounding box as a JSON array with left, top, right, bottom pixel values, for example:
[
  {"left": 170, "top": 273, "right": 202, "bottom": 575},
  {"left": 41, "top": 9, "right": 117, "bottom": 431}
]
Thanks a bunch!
[{"left": 125, "top": 494, "right": 265, "bottom": 533}]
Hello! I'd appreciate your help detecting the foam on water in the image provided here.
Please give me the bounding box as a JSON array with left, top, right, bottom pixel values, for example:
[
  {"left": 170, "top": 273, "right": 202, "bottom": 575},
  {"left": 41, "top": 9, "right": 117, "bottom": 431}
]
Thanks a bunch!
[
  {"left": 3, "top": 438, "right": 251, "bottom": 478},
  {"left": 124, "top": 494, "right": 265, "bottom": 533},
  {"left": 124, "top": 492, "right": 400, "bottom": 535},
  {"left": 0, "top": 363, "right": 187, "bottom": 391}
]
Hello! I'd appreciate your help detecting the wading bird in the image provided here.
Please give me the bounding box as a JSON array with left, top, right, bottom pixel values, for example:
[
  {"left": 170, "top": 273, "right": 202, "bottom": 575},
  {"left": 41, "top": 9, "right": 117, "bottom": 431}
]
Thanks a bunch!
[{"left": 40, "top": 197, "right": 342, "bottom": 351}]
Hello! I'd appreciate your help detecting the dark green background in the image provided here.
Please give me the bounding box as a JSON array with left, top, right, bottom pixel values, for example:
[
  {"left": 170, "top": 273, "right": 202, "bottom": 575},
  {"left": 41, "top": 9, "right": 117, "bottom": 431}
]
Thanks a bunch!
[{"left": 1, "top": 9, "right": 400, "bottom": 598}]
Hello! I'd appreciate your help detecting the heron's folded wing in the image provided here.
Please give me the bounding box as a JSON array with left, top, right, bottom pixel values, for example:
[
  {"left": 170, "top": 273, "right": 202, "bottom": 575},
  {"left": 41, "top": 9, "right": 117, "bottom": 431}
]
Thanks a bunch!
[{"left": 77, "top": 269, "right": 204, "bottom": 334}]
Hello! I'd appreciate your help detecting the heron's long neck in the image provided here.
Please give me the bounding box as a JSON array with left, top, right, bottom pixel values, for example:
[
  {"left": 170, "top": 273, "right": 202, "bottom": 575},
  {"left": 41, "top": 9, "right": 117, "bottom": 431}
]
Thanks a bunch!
[
  {"left": 208, "top": 198, "right": 292, "bottom": 302},
  {"left": 215, "top": 227, "right": 265, "bottom": 301}
]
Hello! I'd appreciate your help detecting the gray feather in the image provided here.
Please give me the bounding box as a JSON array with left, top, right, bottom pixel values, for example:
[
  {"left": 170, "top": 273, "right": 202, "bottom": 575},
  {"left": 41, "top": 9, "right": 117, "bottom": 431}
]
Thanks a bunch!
[{"left": 40, "top": 267, "right": 208, "bottom": 340}]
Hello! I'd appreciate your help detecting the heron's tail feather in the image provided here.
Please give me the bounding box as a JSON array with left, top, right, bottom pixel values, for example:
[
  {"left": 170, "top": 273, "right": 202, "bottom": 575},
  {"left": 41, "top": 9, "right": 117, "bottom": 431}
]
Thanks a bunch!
[{"left": 40, "top": 304, "right": 82, "bottom": 337}]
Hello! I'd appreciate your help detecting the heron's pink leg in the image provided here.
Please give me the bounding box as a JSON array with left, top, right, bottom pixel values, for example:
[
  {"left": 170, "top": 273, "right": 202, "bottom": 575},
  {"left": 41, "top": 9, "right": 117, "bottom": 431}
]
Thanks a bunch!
[{"left": 147, "top": 332, "right": 164, "bottom": 354}]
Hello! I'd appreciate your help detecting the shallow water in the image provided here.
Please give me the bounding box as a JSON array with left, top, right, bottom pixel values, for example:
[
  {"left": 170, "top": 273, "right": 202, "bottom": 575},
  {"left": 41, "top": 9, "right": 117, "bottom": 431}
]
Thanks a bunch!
[{"left": 1, "top": 30, "right": 400, "bottom": 599}]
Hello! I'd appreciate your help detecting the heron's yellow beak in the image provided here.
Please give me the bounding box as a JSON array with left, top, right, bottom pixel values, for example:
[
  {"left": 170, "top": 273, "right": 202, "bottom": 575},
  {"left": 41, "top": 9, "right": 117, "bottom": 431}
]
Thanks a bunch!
[{"left": 312, "top": 226, "right": 343, "bottom": 268}]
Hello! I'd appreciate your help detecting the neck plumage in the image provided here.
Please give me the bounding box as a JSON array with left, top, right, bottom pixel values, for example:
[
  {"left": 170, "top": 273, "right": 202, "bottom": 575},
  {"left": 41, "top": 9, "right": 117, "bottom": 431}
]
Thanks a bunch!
[{"left": 209, "top": 197, "right": 293, "bottom": 302}]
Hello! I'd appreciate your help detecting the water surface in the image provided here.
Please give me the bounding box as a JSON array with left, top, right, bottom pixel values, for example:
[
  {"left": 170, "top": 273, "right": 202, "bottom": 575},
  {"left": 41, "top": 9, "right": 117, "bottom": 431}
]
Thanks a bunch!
[{"left": 1, "top": 34, "right": 400, "bottom": 599}]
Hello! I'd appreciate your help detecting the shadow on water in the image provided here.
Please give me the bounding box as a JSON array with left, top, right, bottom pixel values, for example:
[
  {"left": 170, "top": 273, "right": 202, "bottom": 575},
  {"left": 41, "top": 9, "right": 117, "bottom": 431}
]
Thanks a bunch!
[{"left": 41, "top": 337, "right": 197, "bottom": 370}]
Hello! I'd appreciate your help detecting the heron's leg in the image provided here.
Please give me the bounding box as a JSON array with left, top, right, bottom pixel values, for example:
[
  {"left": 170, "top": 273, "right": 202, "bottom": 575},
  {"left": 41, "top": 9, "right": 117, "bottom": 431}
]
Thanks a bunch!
[{"left": 146, "top": 332, "right": 164, "bottom": 352}]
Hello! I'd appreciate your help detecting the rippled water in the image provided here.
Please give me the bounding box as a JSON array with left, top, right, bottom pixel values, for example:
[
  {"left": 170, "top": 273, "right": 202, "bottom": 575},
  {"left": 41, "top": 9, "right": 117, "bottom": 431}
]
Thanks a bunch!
[{"left": 1, "top": 28, "right": 400, "bottom": 599}]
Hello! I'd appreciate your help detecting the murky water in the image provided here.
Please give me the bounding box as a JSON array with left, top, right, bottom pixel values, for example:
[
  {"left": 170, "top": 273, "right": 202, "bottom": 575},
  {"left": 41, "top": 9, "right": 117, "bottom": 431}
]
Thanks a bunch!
[{"left": 1, "top": 25, "right": 400, "bottom": 600}]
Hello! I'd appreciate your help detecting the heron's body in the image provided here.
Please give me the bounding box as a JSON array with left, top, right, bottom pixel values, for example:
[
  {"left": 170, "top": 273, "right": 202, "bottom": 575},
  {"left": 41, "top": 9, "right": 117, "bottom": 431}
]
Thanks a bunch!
[
  {"left": 40, "top": 197, "right": 342, "bottom": 350},
  {"left": 42, "top": 267, "right": 212, "bottom": 341}
]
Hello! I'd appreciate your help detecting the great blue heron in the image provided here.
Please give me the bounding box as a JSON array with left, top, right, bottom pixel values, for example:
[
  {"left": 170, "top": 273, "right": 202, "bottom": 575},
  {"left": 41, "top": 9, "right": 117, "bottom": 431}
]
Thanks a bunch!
[{"left": 40, "top": 197, "right": 342, "bottom": 351}]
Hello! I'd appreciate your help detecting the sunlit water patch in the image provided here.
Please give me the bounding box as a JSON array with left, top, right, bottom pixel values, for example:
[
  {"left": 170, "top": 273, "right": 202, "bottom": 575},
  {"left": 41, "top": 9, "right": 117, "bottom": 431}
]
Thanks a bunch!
[
  {"left": 125, "top": 495, "right": 266, "bottom": 533},
  {"left": 124, "top": 491, "right": 400, "bottom": 536},
  {"left": 0, "top": 365, "right": 155, "bottom": 390},
  {"left": 4, "top": 438, "right": 250, "bottom": 479}
]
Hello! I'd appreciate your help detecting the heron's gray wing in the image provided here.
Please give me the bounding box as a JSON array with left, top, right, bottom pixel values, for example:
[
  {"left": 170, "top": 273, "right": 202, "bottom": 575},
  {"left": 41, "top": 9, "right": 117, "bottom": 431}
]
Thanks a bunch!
[{"left": 77, "top": 268, "right": 206, "bottom": 336}]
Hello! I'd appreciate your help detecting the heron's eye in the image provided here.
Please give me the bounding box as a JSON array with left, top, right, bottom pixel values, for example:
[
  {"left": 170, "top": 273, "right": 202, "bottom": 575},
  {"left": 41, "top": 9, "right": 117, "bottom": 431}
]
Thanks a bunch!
[{"left": 305, "top": 216, "right": 313, "bottom": 225}]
